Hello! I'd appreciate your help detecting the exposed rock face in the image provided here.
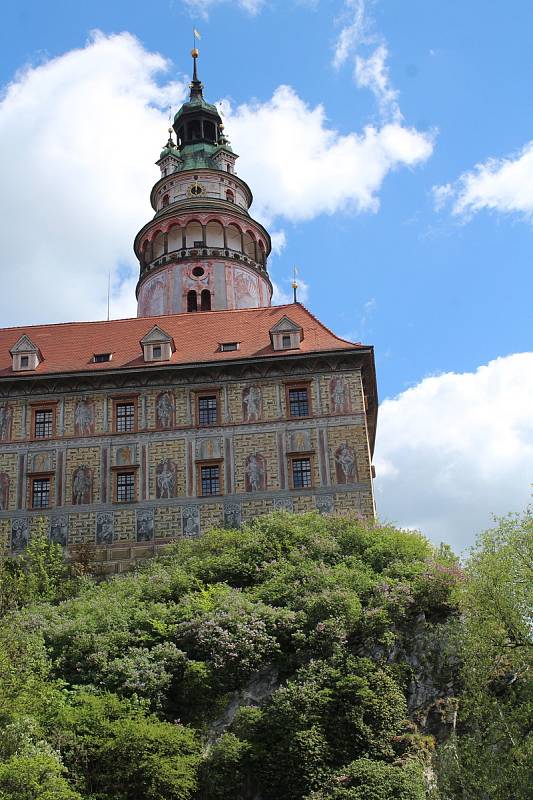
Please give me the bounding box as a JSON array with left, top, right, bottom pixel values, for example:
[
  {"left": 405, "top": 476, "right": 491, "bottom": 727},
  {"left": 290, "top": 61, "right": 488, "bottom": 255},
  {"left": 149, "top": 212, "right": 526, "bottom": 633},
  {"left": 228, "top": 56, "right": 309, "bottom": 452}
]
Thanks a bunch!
[{"left": 209, "top": 665, "right": 279, "bottom": 742}]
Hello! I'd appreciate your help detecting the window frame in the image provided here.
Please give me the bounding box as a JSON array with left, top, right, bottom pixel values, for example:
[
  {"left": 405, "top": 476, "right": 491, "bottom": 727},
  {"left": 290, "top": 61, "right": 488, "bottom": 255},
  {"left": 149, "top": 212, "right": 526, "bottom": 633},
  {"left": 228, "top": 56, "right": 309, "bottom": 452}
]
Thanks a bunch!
[
  {"left": 195, "top": 390, "right": 221, "bottom": 427},
  {"left": 289, "top": 455, "right": 314, "bottom": 490},
  {"left": 30, "top": 402, "right": 57, "bottom": 441},
  {"left": 30, "top": 474, "right": 53, "bottom": 509},
  {"left": 285, "top": 381, "right": 312, "bottom": 419},
  {"left": 197, "top": 459, "right": 223, "bottom": 497},
  {"left": 112, "top": 467, "right": 138, "bottom": 503},
  {"left": 112, "top": 395, "right": 138, "bottom": 434}
]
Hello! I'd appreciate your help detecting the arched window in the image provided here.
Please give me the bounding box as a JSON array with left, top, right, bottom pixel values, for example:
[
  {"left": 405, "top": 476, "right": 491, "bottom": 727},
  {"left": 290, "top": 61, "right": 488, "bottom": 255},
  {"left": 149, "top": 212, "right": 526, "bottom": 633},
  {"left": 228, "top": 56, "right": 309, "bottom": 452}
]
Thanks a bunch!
[
  {"left": 243, "top": 231, "right": 256, "bottom": 260},
  {"left": 206, "top": 220, "right": 224, "bottom": 247},
  {"left": 226, "top": 164, "right": 231, "bottom": 173},
  {"left": 186, "top": 221, "right": 204, "bottom": 248},
  {"left": 200, "top": 290, "right": 212, "bottom": 311},
  {"left": 226, "top": 189, "right": 235, "bottom": 203},
  {"left": 152, "top": 231, "right": 165, "bottom": 259},
  {"left": 162, "top": 194, "right": 169, "bottom": 208},
  {"left": 187, "top": 291, "right": 198, "bottom": 312},
  {"left": 227, "top": 224, "right": 241, "bottom": 251}
]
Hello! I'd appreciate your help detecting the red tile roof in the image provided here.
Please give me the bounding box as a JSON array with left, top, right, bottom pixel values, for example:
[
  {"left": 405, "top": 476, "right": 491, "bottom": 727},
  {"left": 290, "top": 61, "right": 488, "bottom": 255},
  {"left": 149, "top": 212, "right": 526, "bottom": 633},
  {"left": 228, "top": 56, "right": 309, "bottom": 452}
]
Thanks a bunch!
[{"left": 0, "top": 304, "right": 367, "bottom": 379}]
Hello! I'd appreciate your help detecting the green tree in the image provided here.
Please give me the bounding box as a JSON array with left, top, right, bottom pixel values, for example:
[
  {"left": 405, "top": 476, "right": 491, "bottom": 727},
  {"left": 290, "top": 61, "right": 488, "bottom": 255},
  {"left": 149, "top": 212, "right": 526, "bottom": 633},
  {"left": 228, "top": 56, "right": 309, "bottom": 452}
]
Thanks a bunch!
[{"left": 435, "top": 510, "right": 533, "bottom": 799}]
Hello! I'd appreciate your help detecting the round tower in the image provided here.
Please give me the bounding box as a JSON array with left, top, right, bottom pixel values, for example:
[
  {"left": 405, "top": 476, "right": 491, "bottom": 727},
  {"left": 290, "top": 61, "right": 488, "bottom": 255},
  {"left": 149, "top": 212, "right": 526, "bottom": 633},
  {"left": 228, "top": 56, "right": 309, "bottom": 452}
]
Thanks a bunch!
[{"left": 135, "top": 49, "right": 273, "bottom": 317}]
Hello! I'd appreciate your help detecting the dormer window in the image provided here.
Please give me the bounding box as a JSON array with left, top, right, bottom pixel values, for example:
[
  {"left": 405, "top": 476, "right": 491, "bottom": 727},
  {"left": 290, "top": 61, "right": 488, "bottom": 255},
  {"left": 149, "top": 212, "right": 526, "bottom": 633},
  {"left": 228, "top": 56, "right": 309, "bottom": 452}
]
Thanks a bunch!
[
  {"left": 220, "top": 342, "right": 239, "bottom": 352},
  {"left": 269, "top": 316, "right": 303, "bottom": 351},
  {"left": 10, "top": 334, "right": 41, "bottom": 372},
  {"left": 94, "top": 353, "right": 112, "bottom": 363},
  {"left": 140, "top": 325, "right": 175, "bottom": 363}
]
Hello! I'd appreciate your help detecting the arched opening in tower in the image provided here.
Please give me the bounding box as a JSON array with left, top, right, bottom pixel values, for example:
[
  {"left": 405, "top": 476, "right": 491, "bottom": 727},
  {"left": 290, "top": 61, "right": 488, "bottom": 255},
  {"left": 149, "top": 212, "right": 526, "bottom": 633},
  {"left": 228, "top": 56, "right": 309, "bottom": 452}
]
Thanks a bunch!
[
  {"left": 200, "top": 290, "right": 212, "bottom": 311},
  {"left": 187, "top": 291, "right": 198, "bottom": 312}
]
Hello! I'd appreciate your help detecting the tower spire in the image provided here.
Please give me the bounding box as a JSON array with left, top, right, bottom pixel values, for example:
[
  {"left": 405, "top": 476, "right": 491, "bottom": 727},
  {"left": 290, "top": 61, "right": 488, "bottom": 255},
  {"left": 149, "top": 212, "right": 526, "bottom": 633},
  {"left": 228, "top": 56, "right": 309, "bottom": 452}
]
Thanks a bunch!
[{"left": 190, "top": 46, "right": 203, "bottom": 100}]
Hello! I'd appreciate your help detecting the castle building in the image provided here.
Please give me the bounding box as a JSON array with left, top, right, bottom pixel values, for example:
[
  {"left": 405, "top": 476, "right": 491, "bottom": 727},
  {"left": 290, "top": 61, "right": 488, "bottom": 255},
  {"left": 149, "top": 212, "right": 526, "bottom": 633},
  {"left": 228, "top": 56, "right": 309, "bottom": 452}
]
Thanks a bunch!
[{"left": 0, "top": 51, "right": 378, "bottom": 571}]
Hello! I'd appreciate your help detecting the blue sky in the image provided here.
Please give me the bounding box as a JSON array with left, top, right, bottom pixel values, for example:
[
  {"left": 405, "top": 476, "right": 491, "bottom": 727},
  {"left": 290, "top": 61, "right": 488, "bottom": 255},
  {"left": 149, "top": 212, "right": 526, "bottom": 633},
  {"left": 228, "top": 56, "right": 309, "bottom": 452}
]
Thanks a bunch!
[{"left": 1, "top": 0, "right": 532, "bottom": 547}]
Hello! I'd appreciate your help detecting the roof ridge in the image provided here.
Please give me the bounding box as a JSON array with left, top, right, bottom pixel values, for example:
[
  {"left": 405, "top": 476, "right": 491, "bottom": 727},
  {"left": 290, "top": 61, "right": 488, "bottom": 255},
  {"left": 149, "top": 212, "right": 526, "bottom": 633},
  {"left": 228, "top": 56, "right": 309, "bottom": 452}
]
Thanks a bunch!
[{"left": 0, "top": 303, "right": 297, "bottom": 334}]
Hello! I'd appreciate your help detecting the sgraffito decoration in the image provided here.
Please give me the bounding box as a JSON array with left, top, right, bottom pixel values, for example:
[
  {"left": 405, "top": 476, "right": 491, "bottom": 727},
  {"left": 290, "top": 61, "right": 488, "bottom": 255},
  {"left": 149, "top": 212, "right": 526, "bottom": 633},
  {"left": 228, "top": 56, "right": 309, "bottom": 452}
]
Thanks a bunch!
[
  {"left": 156, "top": 459, "right": 178, "bottom": 499},
  {"left": 334, "top": 443, "right": 358, "bottom": 484},
  {"left": 156, "top": 391, "right": 174, "bottom": 429},
  {"left": 74, "top": 399, "right": 95, "bottom": 436},
  {"left": 224, "top": 502, "right": 241, "bottom": 529},
  {"left": 273, "top": 497, "right": 293, "bottom": 512},
  {"left": 0, "top": 403, "right": 13, "bottom": 442},
  {"left": 329, "top": 376, "right": 351, "bottom": 414},
  {"left": 245, "top": 453, "right": 266, "bottom": 492},
  {"left": 11, "top": 518, "right": 29, "bottom": 552},
  {"left": 0, "top": 472, "right": 9, "bottom": 511},
  {"left": 50, "top": 515, "right": 68, "bottom": 547},
  {"left": 316, "top": 494, "right": 334, "bottom": 515},
  {"left": 96, "top": 512, "right": 115, "bottom": 546},
  {"left": 72, "top": 466, "right": 92, "bottom": 505},
  {"left": 136, "top": 508, "right": 154, "bottom": 542},
  {"left": 242, "top": 385, "right": 262, "bottom": 422},
  {"left": 182, "top": 505, "right": 200, "bottom": 537}
]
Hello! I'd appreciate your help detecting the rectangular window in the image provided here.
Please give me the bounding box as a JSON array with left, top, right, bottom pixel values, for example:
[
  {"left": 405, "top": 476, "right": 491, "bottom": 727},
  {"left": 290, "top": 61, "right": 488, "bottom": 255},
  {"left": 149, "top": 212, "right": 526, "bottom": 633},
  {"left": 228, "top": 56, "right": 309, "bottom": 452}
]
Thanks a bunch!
[
  {"left": 116, "top": 471, "right": 135, "bottom": 502},
  {"left": 32, "top": 477, "right": 50, "bottom": 508},
  {"left": 201, "top": 464, "right": 220, "bottom": 496},
  {"left": 94, "top": 353, "right": 111, "bottom": 363},
  {"left": 198, "top": 395, "right": 218, "bottom": 426},
  {"left": 292, "top": 458, "right": 312, "bottom": 489},
  {"left": 220, "top": 342, "right": 239, "bottom": 352},
  {"left": 288, "top": 387, "right": 309, "bottom": 417},
  {"left": 20, "top": 355, "right": 29, "bottom": 368},
  {"left": 282, "top": 335, "right": 292, "bottom": 348},
  {"left": 152, "top": 345, "right": 162, "bottom": 359},
  {"left": 116, "top": 402, "right": 135, "bottom": 433},
  {"left": 34, "top": 409, "right": 53, "bottom": 438}
]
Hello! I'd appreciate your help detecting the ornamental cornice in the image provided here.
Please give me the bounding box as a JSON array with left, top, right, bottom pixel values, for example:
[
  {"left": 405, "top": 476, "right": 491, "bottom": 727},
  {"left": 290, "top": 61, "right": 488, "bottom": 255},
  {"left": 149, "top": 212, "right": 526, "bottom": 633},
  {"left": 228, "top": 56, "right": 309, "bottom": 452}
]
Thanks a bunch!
[{"left": 0, "top": 349, "right": 371, "bottom": 397}]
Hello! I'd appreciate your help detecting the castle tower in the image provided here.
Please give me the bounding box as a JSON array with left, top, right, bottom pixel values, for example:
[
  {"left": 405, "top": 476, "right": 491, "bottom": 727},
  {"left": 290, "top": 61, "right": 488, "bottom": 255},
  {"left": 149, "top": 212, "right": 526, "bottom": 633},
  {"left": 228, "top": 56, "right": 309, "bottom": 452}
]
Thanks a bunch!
[{"left": 135, "top": 49, "right": 273, "bottom": 317}]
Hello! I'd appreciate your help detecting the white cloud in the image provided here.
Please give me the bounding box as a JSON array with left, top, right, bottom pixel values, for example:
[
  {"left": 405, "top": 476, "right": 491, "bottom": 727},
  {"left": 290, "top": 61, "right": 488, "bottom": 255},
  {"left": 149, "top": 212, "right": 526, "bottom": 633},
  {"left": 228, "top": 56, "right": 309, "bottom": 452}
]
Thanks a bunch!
[
  {"left": 333, "top": 1, "right": 407, "bottom": 124},
  {"left": 355, "top": 44, "right": 401, "bottom": 122},
  {"left": 182, "top": 0, "right": 264, "bottom": 18},
  {"left": 0, "top": 31, "right": 186, "bottom": 326},
  {"left": 220, "top": 86, "right": 433, "bottom": 224},
  {"left": 433, "top": 141, "right": 533, "bottom": 221},
  {"left": 374, "top": 353, "right": 533, "bottom": 552},
  {"left": 333, "top": 0, "right": 370, "bottom": 69}
]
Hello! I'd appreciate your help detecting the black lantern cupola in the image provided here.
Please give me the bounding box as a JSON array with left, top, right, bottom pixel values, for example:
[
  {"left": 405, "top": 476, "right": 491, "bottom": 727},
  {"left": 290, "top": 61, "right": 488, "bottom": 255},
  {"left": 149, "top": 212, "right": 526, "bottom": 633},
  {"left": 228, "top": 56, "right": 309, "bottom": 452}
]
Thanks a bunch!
[{"left": 173, "top": 49, "right": 222, "bottom": 149}]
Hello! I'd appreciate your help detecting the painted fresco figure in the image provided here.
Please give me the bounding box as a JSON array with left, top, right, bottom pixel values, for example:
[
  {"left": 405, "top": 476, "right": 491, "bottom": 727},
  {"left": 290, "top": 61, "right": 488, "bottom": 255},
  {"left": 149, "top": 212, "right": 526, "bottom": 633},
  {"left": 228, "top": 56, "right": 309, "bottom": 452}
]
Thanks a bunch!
[
  {"left": 50, "top": 515, "right": 68, "bottom": 547},
  {"left": 243, "top": 385, "right": 262, "bottom": 422},
  {"left": 72, "top": 466, "right": 92, "bottom": 505},
  {"left": 136, "top": 510, "right": 154, "bottom": 542},
  {"left": 156, "top": 459, "right": 177, "bottom": 499},
  {"left": 334, "top": 443, "right": 357, "bottom": 484},
  {"left": 96, "top": 512, "right": 114, "bottom": 546},
  {"left": 182, "top": 505, "right": 200, "bottom": 537},
  {"left": 74, "top": 400, "right": 94, "bottom": 436},
  {"left": 224, "top": 502, "right": 241, "bottom": 529},
  {"left": 0, "top": 472, "right": 9, "bottom": 511},
  {"left": 0, "top": 404, "right": 13, "bottom": 442},
  {"left": 330, "top": 376, "right": 350, "bottom": 414},
  {"left": 156, "top": 392, "right": 174, "bottom": 429},
  {"left": 245, "top": 453, "right": 266, "bottom": 492},
  {"left": 11, "top": 518, "right": 29, "bottom": 552}
]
